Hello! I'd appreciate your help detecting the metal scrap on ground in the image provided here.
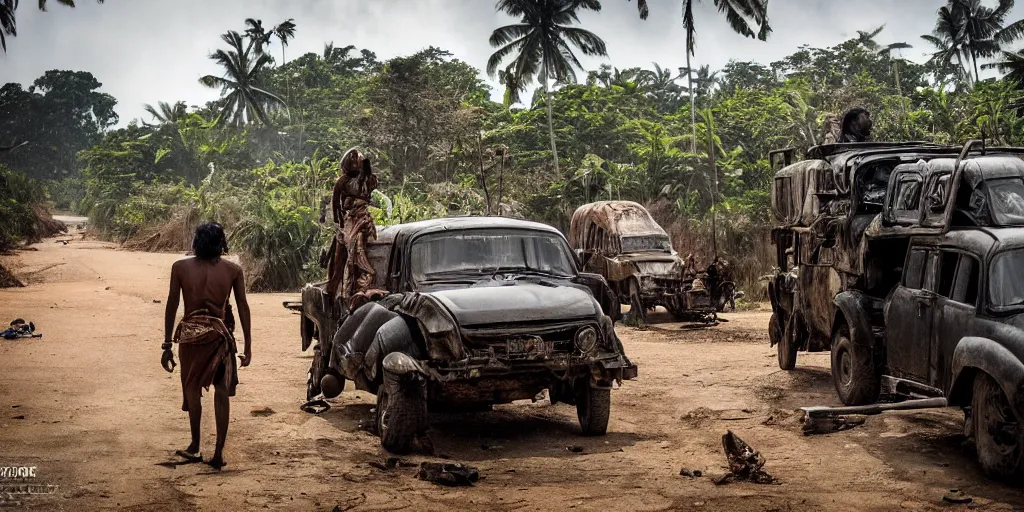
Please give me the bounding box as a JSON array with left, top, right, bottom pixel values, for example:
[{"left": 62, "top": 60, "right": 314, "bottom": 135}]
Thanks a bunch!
[
  {"left": 417, "top": 462, "right": 480, "bottom": 486},
  {"left": 713, "top": 430, "right": 777, "bottom": 485}
]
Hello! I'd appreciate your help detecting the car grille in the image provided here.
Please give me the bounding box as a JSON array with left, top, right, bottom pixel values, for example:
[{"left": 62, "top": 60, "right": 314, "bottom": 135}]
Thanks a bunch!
[{"left": 461, "top": 322, "right": 588, "bottom": 360}]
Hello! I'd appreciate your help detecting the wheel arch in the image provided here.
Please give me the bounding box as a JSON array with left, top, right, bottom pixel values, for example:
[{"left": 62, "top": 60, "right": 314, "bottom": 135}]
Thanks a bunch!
[
  {"left": 949, "top": 337, "right": 1024, "bottom": 411},
  {"left": 832, "top": 290, "right": 875, "bottom": 349}
]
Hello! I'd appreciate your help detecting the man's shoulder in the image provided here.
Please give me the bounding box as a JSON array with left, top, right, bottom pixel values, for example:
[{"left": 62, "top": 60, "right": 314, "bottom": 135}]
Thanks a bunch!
[{"left": 220, "top": 258, "right": 243, "bottom": 273}]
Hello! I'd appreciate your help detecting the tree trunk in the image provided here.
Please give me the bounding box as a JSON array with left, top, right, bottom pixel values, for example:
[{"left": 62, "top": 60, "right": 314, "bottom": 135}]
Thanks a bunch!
[
  {"left": 973, "top": 52, "right": 980, "bottom": 84},
  {"left": 687, "top": 51, "right": 697, "bottom": 154},
  {"left": 544, "top": 77, "right": 560, "bottom": 175},
  {"left": 478, "top": 132, "right": 491, "bottom": 216},
  {"left": 706, "top": 111, "right": 718, "bottom": 259},
  {"left": 893, "top": 61, "right": 907, "bottom": 138}
]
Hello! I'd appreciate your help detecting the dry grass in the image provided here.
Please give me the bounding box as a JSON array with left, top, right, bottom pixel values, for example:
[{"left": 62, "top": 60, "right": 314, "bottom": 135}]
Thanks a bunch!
[
  {"left": 646, "top": 200, "right": 773, "bottom": 301},
  {"left": 122, "top": 206, "right": 200, "bottom": 253}
]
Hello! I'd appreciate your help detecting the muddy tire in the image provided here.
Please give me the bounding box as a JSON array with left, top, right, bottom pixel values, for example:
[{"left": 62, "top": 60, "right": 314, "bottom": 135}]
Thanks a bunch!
[
  {"left": 972, "top": 372, "right": 1024, "bottom": 482},
  {"left": 576, "top": 380, "right": 611, "bottom": 436},
  {"left": 830, "top": 323, "right": 880, "bottom": 406},
  {"left": 376, "top": 370, "right": 427, "bottom": 454},
  {"left": 627, "top": 278, "right": 646, "bottom": 326},
  {"left": 772, "top": 314, "right": 797, "bottom": 371}
]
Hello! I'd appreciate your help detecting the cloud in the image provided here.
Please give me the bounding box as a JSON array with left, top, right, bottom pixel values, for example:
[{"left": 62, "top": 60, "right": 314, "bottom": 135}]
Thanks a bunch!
[{"left": 2, "top": 0, "right": 1021, "bottom": 126}]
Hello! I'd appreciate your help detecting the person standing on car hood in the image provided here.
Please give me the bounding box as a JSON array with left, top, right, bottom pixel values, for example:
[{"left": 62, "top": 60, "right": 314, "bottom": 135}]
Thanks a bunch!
[
  {"left": 162, "top": 222, "right": 252, "bottom": 470},
  {"left": 326, "top": 148, "right": 383, "bottom": 311}
]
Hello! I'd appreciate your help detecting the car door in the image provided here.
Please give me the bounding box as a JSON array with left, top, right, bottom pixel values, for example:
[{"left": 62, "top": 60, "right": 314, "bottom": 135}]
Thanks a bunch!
[
  {"left": 885, "top": 245, "right": 939, "bottom": 381},
  {"left": 931, "top": 250, "right": 980, "bottom": 392}
]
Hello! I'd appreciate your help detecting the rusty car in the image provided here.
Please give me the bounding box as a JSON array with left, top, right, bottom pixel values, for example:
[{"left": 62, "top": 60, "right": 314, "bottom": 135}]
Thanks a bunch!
[
  {"left": 769, "top": 141, "right": 1024, "bottom": 480},
  {"left": 568, "top": 201, "right": 717, "bottom": 323},
  {"left": 290, "top": 217, "right": 637, "bottom": 453}
]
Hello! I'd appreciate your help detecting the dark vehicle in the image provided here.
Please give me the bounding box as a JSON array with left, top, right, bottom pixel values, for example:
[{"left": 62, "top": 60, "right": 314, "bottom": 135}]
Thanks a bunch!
[
  {"left": 291, "top": 217, "right": 637, "bottom": 453},
  {"left": 568, "top": 201, "right": 718, "bottom": 323},
  {"left": 769, "top": 141, "right": 1024, "bottom": 480}
]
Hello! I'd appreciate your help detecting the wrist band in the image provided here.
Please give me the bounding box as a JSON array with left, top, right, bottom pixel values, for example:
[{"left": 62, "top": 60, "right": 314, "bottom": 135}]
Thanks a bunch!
[{"left": 161, "top": 342, "right": 173, "bottom": 350}]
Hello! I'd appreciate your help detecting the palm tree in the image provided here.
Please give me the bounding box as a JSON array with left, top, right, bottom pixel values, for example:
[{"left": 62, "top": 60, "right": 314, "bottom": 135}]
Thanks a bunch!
[
  {"left": 1, "top": 0, "right": 103, "bottom": 52},
  {"left": 488, "top": 0, "right": 608, "bottom": 175},
  {"left": 199, "top": 31, "right": 287, "bottom": 127},
  {"left": 856, "top": 25, "right": 913, "bottom": 134},
  {"left": 142, "top": 101, "right": 188, "bottom": 126},
  {"left": 983, "top": 49, "right": 1024, "bottom": 85},
  {"left": 923, "top": 6, "right": 973, "bottom": 87},
  {"left": 244, "top": 18, "right": 296, "bottom": 62},
  {"left": 924, "top": 0, "right": 1024, "bottom": 85},
  {"left": 674, "top": 0, "right": 771, "bottom": 152}
]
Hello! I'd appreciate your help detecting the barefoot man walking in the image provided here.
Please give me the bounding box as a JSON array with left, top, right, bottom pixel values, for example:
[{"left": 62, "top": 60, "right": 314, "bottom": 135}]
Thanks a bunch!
[{"left": 161, "top": 223, "right": 252, "bottom": 470}]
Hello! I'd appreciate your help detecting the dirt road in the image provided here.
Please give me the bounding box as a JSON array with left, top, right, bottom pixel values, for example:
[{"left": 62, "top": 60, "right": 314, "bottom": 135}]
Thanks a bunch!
[{"left": 1, "top": 233, "right": 1022, "bottom": 511}]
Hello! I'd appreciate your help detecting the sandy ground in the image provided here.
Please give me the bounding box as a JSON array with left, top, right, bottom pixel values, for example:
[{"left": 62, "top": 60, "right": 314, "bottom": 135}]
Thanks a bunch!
[{"left": 1, "top": 231, "right": 1023, "bottom": 511}]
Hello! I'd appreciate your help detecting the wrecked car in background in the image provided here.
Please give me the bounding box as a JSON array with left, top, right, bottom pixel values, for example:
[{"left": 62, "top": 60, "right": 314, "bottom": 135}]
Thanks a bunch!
[
  {"left": 291, "top": 217, "right": 637, "bottom": 453},
  {"left": 569, "top": 201, "right": 724, "bottom": 324},
  {"left": 769, "top": 141, "right": 1024, "bottom": 480}
]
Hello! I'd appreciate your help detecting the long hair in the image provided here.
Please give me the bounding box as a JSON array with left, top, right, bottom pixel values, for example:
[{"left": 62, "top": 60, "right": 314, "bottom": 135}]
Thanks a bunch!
[
  {"left": 192, "top": 222, "right": 228, "bottom": 260},
  {"left": 840, "top": 108, "right": 869, "bottom": 139}
]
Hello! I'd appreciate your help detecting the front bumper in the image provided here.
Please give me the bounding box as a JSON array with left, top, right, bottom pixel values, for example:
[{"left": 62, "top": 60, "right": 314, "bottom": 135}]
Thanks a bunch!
[{"left": 431, "top": 351, "right": 637, "bottom": 382}]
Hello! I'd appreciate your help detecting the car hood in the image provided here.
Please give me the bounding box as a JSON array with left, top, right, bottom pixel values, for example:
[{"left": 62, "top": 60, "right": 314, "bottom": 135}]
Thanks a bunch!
[{"left": 428, "top": 281, "right": 599, "bottom": 326}]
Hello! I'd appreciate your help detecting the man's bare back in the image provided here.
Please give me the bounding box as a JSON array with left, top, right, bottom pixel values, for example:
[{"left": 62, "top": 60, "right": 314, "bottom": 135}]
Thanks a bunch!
[{"left": 161, "top": 223, "right": 253, "bottom": 470}]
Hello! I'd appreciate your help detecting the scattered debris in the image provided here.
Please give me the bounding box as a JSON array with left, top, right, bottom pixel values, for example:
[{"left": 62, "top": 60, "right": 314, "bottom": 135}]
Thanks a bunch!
[
  {"left": 299, "top": 398, "right": 331, "bottom": 415},
  {"left": 416, "top": 462, "right": 480, "bottom": 487},
  {"left": 11, "top": 415, "right": 25, "bottom": 420},
  {"left": 250, "top": 406, "right": 275, "bottom": 417},
  {"left": 152, "top": 299, "right": 161, "bottom": 304},
  {"left": 679, "top": 468, "right": 703, "bottom": 478},
  {"left": 942, "top": 489, "right": 973, "bottom": 505},
  {"left": 713, "top": 431, "right": 777, "bottom": 485},
  {"left": 566, "top": 445, "right": 584, "bottom": 453},
  {"left": 802, "top": 415, "right": 867, "bottom": 436},
  {"left": 368, "top": 457, "right": 417, "bottom": 471},
  {"left": 2, "top": 319, "right": 41, "bottom": 340}
]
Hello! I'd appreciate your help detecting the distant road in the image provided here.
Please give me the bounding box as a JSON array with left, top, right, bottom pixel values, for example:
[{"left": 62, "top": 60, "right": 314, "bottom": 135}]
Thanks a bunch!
[{"left": 53, "top": 214, "right": 88, "bottom": 225}]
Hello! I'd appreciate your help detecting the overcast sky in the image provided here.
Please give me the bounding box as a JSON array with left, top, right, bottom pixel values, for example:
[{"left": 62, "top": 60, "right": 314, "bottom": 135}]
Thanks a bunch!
[{"left": 2, "top": 0, "right": 1022, "bottom": 126}]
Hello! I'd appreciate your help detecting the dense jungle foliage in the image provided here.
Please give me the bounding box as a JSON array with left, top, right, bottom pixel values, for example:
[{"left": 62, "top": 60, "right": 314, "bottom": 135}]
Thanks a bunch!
[{"left": 4, "top": 0, "right": 1024, "bottom": 294}]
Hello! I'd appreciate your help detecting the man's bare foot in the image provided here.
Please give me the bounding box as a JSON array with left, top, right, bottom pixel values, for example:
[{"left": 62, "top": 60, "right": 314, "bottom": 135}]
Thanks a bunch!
[
  {"left": 175, "top": 448, "right": 203, "bottom": 463},
  {"left": 207, "top": 455, "right": 226, "bottom": 470}
]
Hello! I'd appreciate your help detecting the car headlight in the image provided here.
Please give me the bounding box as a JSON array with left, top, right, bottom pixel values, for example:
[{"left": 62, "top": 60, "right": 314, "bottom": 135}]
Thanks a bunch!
[{"left": 575, "top": 326, "right": 598, "bottom": 354}]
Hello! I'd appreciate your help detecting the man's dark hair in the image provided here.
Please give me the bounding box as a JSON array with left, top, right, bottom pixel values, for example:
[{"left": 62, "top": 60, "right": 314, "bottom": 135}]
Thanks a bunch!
[
  {"left": 192, "top": 222, "right": 228, "bottom": 260},
  {"left": 840, "top": 108, "right": 870, "bottom": 139}
]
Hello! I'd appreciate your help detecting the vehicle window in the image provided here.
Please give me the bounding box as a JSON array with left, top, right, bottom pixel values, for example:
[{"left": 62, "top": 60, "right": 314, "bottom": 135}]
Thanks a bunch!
[
  {"left": 410, "top": 230, "right": 576, "bottom": 283},
  {"left": 938, "top": 251, "right": 958, "bottom": 297},
  {"left": 989, "top": 249, "right": 1024, "bottom": 308},
  {"left": 951, "top": 254, "right": 979, "bottom": 305},
  {"left": 923, "top": 251, "right": 939, "bottom": 292},
  {"left": 895, "top": 176, "right": 922, "bottom": 211},
  {"left": 774, "top": 177, "right": 792, "bottom": 221},
  {"left": 986, "top": 178, "right": 1024, "bottom": 226},
  {"left": 903, "top": 248, "right": 928, "bottom": 289},
  {"left": 621, "top": 235, "right": 672, "bottom": 253}
]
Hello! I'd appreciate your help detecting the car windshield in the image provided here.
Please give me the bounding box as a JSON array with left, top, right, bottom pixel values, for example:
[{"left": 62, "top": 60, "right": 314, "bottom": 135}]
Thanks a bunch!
[
  {"left": 410, "top": 229, "right": 576, "bottom": 283},
  {"left": 986, "top": 178, "right": 1024, "bottom": 226},
  {"left": 989, "top": 248, "right": 1024, "bottom": 308},
  {"left": 621, "top": 235, "right": 672, "bottom": 253}
]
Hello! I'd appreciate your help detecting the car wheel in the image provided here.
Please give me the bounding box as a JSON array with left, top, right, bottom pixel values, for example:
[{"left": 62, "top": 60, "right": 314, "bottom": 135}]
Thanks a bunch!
[
  {"left": 576, "top": 379, "right": 611, "bottom": 436},
  {"left": 376, "top": 369, "right": 428, "bottom": 454},
  {"left": 972, "top": 372, "right": 1024, "bottom": 482},
  {"left": 772, "top": 313, "right": 797, "bottom": 371},
  {"left": 830, "top": 323, "right": 880, "bottom": 406},
  {"left": 627, "top": 278, "right": 646, "bottom": 326}
]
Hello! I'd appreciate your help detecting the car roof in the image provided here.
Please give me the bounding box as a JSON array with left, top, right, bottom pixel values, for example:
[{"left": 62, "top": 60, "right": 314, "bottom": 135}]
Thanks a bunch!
[
  {"left": 569, "top": 201, "right": 668, "bottom": 237},
  {"left": 924, "top": 227, "right": 1024, "bottom": 255},
  {"left": 376, "top": 216, "right": 564, "bottom": 243}
]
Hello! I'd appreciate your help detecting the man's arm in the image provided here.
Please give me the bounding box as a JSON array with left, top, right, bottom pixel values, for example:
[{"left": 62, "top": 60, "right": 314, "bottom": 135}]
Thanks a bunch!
[
  {"left": 232, "top": 267, "right": 253, "bottom": 367},
  {"left": 164, "top": 262, "right": 181, "bottom": 344},
  {"left": 162, "top": 262, "right": 181, "bottom": 372},
  {"left": 331, "top": 176, "right": 344, "bottom": 226}
]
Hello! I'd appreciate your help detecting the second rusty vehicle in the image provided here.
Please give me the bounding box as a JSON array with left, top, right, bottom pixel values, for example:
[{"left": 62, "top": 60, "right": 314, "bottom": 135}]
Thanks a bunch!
[
  {"left": 568, "top": 201, "right": 718, "bottom": 324},
  {"left": 769, "top": 141, "right": 1024, "bottom": 481},
  {"left": 292, "top": 217, "right": 637, "bottom": 453}
]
